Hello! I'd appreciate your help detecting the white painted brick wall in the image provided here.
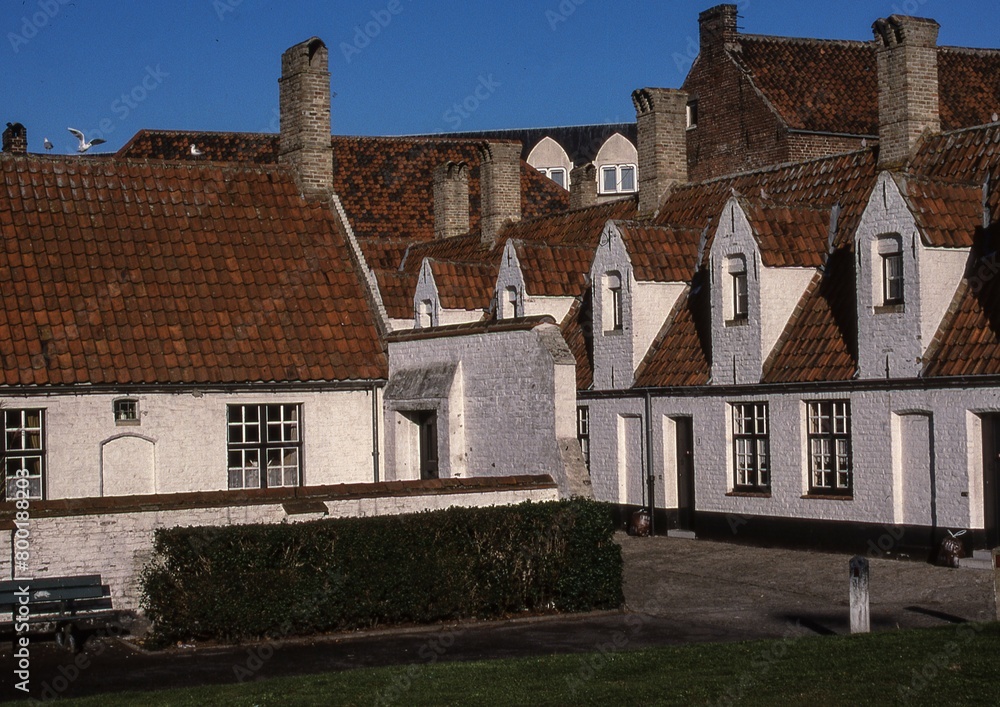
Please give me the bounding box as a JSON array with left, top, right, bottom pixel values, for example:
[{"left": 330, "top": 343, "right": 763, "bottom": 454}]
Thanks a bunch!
[
  {"left": 584, "top": 385, "right": 1000, "bottom": 532},
  {"left": 0, "top": 390, "right": 381, "bottom": 500},
  {"left": 591, "top": 222, "right": 635, "bottom": 389}
]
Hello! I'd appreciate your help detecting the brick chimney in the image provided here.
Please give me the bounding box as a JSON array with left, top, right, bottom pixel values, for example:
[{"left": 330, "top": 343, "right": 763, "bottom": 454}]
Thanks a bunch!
[
  {"left": 478, "top": 141, "right": 521, "bottom": 244},
  {"left": 434, "top": 161, "right": 470, "bottom": 239},
  {"left": 569, "top": 163, "right": 597, "bottom": 209},
  {"left": 2, "top": 122, "right": 27, "bottom": 154},
  {"left": 632, "top": 88, "right": 689, "bottom": 218},
  {"left": 873, "top": 15, "right": 941, "bottom": 167},
  {"left": 279, "top": 38, "right": 334, "bottom": 200},
  {"left": 699, "top": 4, "right": 740, "bottom": 55}
]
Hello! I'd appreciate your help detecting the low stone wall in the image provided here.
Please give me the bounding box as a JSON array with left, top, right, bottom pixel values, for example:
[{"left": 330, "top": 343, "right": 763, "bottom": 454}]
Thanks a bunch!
[{"left": 0, "top": 476, "right": 558, "bottom": 611}]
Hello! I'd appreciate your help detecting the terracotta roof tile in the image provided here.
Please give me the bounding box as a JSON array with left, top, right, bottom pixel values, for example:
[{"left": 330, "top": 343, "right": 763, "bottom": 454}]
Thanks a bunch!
[
  {"left": 514, "top": 242, "right": 594, "bottom": 297},
  {"left": 560, "top": 297, "right": 593, "bottom": 390},
  {"left": 373, "top": 269, "right": 418, "bottom": 320},
  {"left": 762, "top": 248, "right": 857, "bottom": 383},
  {"left": 614, "top": 221, "right": 702, "bottom": 282},
  {"left": 633, "top": 276, "right": 711, "bottom": 388},
  {"left": 426, "top": 259, "right": 496, "bottom": 311},
  {"left": 738, "top": 198, "right": 833, "bottom": 268},
  {"left": 0, "top": 154, "right": 386, "bottom": 387},
  {"left": 733, "top": 37, "right": 1000, "bottom": 136},
  {"left": 896, "top": 174, "right": 983, "bottom": 248}
]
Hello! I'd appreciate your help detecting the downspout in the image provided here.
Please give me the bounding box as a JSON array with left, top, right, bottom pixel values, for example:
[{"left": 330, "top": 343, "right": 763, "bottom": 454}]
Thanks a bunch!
[
  {"left": 644, "top": 389, "right": 655, "bottom": 535},
  {"left": 372, "top": 383, "right": 381, "bottom": 482}
]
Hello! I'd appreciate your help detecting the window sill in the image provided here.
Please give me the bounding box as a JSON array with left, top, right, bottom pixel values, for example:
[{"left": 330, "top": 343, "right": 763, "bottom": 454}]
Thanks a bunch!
[
  {"left": 874, "top": 303, "right": 904, "bottom": 314},
  {"left": 603, "top": 328, "right": 625, "bottom": 336},
  {"left": 725, "top": 317, "right": 749, "bottom": 328},
  {"left": 726, "top": 491, "right": 771, "bottom": 498},
  {"left": 114, "top": 419, "right": 141, "bottom": 427},
  {"left": 801, "top": 493, "right": 853, "bottom": 501}
]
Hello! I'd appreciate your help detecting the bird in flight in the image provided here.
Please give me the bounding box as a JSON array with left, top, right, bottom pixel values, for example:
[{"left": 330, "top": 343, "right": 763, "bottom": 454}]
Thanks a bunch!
[
  {"left": 67, "top": 128, "right": 106, "bottom": 153},
  {"left": 190, "top": 144, "right": 203, "bottom": 156},
  {"left": 43, "top": 138, "right": 53, "bottom": 150}
]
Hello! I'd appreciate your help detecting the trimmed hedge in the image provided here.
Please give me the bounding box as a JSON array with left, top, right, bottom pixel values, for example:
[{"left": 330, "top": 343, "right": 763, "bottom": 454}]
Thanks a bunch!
[{"left": 140, "top": 499, "right": 622, "bottom": 644}]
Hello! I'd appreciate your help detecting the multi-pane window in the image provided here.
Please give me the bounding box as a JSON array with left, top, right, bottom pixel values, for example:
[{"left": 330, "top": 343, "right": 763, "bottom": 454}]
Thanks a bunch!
[
  {"left": 808, "top": 401, "right": 852, "bottom": 495},
  {"left": 577, "top": 406, "right": 590, "bottom": 470},
  {"left": 3, "top": 409, "right": 44, "bottom": 500},
  {"left": 227, "top": 404, "right": 301, "bottom": 490},
  {"left": 114, "top": 398, "right": 139, "bottom": 424},
  {"left": 541, "top": 167, "right": 567, "bottom": 189},
  {"left": 732, "top": 403, "right": 769, "bottom": 491},
  {"left": 599, "top": 164, "right": 638, "bottom": 194}
]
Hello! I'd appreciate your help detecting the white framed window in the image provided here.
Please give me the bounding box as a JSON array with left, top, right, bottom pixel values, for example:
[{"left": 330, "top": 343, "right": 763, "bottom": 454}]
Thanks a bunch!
[
  {"left": 732, "top": 402, "right": 769, "bottom": 492},
  {"left": 227, "top": 404, "right": 301, "bottom": 489},
  {"left": 807, "top": 401, "right": 852, "bottom": 496},
  {"left": 540, "top": 167, "right": 567, "bottom": 189},
  {"left": 418, "top": 299, "right": 434, "bottom": 328},
  {"left": 599, "top": 164, "right": 638, "bottom": 194},
  {"left": 501, "top": 286, "right": 521, "bottom": 319},
  {"left": 603, "top": 271, "right": 623, "bottom": 332},
  {"left": 3, "top": 409, "right": 44, "bottom": 500},
  {"left": 114, "top": 398, "right": 140, "bottom": 425},
  {"left": 878, "top": 235, "right": 904, "bottom": 306},
  {"left": 727, "top": 255, "right": 748, "bottom": 322}
]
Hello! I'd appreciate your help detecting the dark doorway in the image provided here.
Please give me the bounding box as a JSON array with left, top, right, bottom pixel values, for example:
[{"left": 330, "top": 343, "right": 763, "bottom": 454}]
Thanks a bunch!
[
  {"left": 418, "top": 411, "right": 439, "bottom": 480},
  {"left": 982, "top": 414, "right": 1000, "bottom": 547},
  {"left": 675, "top": 416, "right": 695, "bottom": 532}
]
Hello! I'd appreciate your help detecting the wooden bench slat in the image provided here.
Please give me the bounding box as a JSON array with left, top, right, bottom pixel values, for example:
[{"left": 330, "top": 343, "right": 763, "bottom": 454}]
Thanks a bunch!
[
  {"left": 0, "top": 585, "right": 110, "bottom": 607},
  {"left": 0, "top": 575, "right": 102, "bottom": 592}
]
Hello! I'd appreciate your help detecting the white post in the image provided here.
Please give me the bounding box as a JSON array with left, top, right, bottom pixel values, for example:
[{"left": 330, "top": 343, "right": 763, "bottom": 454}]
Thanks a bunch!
[{"left": 850, "top": 556, "right": 870, "bottom": 634}]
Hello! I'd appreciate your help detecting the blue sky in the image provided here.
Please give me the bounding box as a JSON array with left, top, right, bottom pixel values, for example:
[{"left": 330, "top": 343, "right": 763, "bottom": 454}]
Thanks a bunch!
[{"left": 3, "top": 0, "right": 999, "bottom": 154}]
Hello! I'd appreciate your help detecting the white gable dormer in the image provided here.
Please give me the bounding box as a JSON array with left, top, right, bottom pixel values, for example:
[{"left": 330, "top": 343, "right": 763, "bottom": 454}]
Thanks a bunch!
[
  {"left": 855, "top": 172, "right": 969, "bottom": 379},
  {"left": 709, "top": 197, "right": 817, "bottom": 385},
  {"left": 494, "top": 241, "right": 527, "bottom": 320},
  {"left": 413, "top": 258, "right": 441, "bottom": 328}
]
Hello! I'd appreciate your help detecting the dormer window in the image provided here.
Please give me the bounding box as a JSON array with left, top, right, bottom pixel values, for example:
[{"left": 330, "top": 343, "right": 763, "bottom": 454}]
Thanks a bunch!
[
  {"left": 727, "top": 255, "right": 749, "bottom": 323},
  {"left": 418, "top": 299, "right": 434, "bottom": 328},
  {"left": 604, "top": 272, "right": 623, "bottom": 332},
  {"left": 540, "top": 167, "right": 567, "bottom": 189},
  {"left": 879, "top": 235, "right": 904, "bottom": 306},
  {"left": 600, "top": 165, "right": 637, "bottom": 195},
  {"left": 501, "top": 286, "right": 521, "bottom": 319}
]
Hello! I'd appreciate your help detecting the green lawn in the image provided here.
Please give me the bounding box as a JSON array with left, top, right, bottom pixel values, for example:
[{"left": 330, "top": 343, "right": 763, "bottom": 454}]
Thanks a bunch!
[{"left": 62, "top": 623, "right": 1000, "bottom": 706}]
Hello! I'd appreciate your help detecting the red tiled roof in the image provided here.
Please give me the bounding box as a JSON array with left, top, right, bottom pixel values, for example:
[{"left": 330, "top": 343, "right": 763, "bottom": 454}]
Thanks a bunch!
[
  {"left": 514, "top": 242, "right": 594, "bottom": 297},
  {"left": 118, "top": 129, "right": 279, "bottom": 163},
  {"left": 359, "top": 238, "right": 414, "bottom": 271},
  {"left": 762, "top": 249, "right": 858, "bottom": 383},
  {"left": 924, "top": 223, "right": 1000, "bottom": 377},
  {"left": 386, "top": 315, "right": 555, "bottom": 343},
  {"left": 615, "top": 221, "right": 702, "bottom": 282},
  {"left": 633, "top": 280, "right": 711, "bottom": 388},
  {"left": 738, "top": 198, "right": 833, "bottom": 268},
  {"left": 896, "top": 174, "right": 983, "bottom": 248},
  {"left": 501, "top": 197, "right": 637, "bottom": 247},
  {"left": 373, "top": 269, "right": 418, "bottom": 320},
  {"left": 0, "top": 154, "right": 386, "bottom": 386},
  {"left": 400, "top": 234, "right": 502, "bottom": 274},
  {"left": 426, "top": 259, "right": 496, "bottom": 311},
  {"left": 734, "top": 37, "right": 1000, "bottom": 136},
  {"left": 910, "top": 124, "right": 1000, "bottom": 209},
  {"left": 560, "top": 298, "right": 593, "bottom": 390}
]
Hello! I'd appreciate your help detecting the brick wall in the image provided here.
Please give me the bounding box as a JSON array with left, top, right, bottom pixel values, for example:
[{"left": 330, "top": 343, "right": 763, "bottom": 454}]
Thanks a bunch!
[
  {"left": 278, "top": 38, "right": 334, "bottom": 200},
  {"left": 433, "top": 161, "right": 470, "bottom": 240},
  {"left": 479, "top": 141, "right": 521, "bottom": 244},
  {"left": 632, "top": 88, "right": 688, "bottom": 216}
]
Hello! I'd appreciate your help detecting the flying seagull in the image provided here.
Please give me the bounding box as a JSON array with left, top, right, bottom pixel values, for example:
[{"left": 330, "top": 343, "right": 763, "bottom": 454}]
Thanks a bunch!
[
  {"left": 67, "top": 128, "right": 106, "bottom": 153},
  {"left": 190, "top": 144, "right": 203, "bottom": 156},
  {"left": 43, "top": 138, "right": 53, "bottom": 151}
]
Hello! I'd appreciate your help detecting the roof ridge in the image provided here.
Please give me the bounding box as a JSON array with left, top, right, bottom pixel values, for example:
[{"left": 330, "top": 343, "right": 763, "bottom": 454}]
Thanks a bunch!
[
  {"left": 672, "top": 147, "right": 874, "bottom": 191},
  {"left": 739, "top": 33, "right": 873, "bottom": 49}
]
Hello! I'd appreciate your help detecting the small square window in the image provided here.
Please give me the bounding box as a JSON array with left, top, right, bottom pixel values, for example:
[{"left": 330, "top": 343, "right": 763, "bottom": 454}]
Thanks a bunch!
[
  {"left": 548, "top": 168, "right": 566, "bottom": 189},
  {"left": 114, "top": 399, "right": 139, "bottom": 425}
]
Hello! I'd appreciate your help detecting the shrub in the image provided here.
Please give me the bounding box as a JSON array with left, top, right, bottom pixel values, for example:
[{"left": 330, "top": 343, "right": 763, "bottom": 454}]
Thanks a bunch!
[{"left": 140, "top": 499, "right": 622, "bottom": 644}]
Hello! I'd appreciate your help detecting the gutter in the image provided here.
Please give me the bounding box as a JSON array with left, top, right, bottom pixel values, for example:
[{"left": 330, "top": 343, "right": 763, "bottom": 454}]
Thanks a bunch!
[{"left": 0, "top": 380, "right": 388, "bottom": 397}]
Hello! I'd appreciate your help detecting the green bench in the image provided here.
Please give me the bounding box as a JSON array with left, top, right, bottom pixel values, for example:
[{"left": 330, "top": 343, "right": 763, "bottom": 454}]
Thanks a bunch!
[{"left": 0, "top": 575, "right": 119, "bottom": 652}]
